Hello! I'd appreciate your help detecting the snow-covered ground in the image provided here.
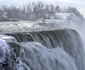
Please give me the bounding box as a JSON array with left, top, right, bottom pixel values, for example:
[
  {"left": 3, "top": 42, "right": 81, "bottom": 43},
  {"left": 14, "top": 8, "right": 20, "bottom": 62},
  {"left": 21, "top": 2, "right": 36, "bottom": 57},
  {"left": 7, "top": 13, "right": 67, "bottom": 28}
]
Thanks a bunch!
[
  {"left": 0, "top": 13, "right": 84, "bottom": 33},
  {"left": 0, "top": 21, "right": 35, "bottom": 33}
]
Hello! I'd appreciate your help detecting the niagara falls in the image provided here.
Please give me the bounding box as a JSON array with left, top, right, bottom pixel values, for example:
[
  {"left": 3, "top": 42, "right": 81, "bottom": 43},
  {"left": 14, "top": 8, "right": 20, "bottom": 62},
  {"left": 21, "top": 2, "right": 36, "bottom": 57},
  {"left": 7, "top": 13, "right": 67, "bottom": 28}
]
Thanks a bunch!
[{"left": 0, "top": 0, "right": 85, "bottom": 70}]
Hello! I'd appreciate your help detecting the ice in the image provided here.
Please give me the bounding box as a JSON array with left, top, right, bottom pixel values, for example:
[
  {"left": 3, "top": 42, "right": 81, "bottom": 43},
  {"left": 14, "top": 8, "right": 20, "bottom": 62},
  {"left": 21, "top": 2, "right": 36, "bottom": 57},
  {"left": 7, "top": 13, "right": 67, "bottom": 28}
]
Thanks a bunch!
[
  {"left": 0, "top": 35, "right": 17, "bottom": 42},
  {"left": 0, "top": 39, "right": 10, "bottom": 63},
  {"left": 16, "top": 57, "right": 30, "bottom": 70}
]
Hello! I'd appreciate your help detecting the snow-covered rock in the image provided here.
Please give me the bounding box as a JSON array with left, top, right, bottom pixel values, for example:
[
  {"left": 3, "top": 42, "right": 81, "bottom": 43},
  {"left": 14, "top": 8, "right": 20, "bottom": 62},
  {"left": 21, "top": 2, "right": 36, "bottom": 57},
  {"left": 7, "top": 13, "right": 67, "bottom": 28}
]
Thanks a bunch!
[{"left": 0, "top": 35, "right": 17, "bottom": 42}]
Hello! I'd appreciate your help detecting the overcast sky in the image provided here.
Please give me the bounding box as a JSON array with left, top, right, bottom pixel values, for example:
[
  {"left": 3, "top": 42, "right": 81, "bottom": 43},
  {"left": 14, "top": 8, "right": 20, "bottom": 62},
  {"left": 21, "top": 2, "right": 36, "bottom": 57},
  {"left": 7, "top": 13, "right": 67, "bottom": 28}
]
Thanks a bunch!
[{"left": 0, "top": 0, "right": 85, "bottom": 17}]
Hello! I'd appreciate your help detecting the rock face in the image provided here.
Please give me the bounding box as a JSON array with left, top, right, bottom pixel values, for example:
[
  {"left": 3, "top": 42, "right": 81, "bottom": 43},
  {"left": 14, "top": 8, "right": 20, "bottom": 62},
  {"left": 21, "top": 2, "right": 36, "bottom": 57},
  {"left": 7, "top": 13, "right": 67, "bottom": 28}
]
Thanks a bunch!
[{"left": 0, "top": 29, "right": 85, "bottom": 70}]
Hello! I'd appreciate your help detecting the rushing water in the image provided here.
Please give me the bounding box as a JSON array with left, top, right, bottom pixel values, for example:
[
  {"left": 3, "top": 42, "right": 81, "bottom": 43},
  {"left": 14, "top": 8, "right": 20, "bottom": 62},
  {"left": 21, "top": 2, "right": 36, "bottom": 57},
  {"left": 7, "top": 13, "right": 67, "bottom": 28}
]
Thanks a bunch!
[{"left": 0, "top": 29, "right": 85, "bottom": 70}]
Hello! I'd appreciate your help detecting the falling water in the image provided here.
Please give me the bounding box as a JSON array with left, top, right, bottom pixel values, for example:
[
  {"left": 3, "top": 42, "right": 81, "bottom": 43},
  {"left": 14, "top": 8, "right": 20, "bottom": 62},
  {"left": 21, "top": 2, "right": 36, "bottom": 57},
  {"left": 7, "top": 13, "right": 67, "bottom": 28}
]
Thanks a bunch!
[{"left": 0, "top": 28, "right": 85, "bottom": 70}]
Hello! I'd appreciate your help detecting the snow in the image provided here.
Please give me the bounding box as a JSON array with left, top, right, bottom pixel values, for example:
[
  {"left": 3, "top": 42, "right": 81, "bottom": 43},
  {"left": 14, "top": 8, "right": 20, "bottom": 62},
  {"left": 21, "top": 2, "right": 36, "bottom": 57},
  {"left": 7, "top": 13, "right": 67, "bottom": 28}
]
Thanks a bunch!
[
  {"left": 0, "top": 35, "right": 17, "bottom": 42},
  {"left": 16, "top": 57, "right": 30, "bottom": 70},
  {"left": 0, "top": 12, "right": 84, "bottom": 33},
  {"left": 0, "top": 35, "right": 17, "bottom": 63},
  {"left": 0, "top": 21, "right": 35, "bottom": 33},
  {"left": 55, "top": 13, "right": 77, "bottom": 20},
  {"left": 0, "top": 39, "right": 10, "bottom": 63},
  {"left": 0, "top": 35, "right": 31, "bottom": 70}
]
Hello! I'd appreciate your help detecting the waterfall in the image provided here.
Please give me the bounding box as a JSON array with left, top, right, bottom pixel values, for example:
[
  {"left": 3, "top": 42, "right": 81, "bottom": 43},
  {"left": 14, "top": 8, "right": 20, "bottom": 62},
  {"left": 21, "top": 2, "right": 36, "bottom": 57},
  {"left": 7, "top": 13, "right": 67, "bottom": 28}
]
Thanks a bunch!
[{"left": 0, "top": 28, "right": 85, "bottom": 70}]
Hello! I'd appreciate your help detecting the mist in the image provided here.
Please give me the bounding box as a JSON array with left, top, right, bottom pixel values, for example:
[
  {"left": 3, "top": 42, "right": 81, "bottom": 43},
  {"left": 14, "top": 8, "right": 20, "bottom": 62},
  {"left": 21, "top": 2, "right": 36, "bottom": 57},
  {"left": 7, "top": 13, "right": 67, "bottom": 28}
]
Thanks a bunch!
[{"left": 0, "top": 0, "right": 85, "bottom": 70}]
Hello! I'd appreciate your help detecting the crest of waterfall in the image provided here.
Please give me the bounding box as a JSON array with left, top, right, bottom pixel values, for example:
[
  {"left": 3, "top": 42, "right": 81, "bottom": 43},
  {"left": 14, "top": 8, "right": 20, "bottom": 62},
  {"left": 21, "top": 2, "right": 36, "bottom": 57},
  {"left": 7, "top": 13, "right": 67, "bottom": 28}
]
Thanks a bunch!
[{"left": 0, "top": 29, "right": 85, "bottom": 70}]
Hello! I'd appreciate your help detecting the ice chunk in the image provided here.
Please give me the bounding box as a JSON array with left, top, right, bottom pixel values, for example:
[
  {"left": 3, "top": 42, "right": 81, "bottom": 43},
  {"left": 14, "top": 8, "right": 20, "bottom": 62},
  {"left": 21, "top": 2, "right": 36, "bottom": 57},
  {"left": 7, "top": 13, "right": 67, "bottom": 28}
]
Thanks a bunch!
[{"left": 0, "top": 35, "right": 17, "bottom": 42}]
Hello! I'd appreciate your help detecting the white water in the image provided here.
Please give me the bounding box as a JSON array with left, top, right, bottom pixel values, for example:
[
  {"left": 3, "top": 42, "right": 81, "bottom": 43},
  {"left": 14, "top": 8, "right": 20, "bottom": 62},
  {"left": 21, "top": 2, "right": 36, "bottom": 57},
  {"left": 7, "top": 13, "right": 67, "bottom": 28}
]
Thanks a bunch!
[
  {"left": 21, "top": 42, "right": 78, "bottom": 70},
  {"left": 0, "top": 35, "right": 78, "bottom": 70},
  {"left": 0, "top": 20, "right": 85, "bottom": 70}
]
